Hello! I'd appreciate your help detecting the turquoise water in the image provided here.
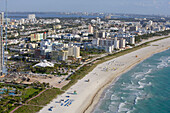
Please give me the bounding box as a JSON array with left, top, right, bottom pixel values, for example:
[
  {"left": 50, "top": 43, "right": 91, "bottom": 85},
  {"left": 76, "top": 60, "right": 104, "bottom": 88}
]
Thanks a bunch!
[{"left": 93, "top": 49, "right": 170, "bottom": 113}]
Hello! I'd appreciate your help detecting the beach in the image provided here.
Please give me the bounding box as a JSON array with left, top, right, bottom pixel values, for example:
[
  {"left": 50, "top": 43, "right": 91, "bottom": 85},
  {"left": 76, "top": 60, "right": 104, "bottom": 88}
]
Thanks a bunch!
[{"left": 39, "top": 37, "right": 170, "bottom": 113}]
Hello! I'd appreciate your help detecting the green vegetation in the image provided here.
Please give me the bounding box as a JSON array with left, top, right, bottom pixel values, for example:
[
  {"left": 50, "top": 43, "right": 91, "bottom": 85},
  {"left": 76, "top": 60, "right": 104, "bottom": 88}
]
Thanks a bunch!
[
  {"left": 14, "top": 105, "right": 42, "bottom": 113},
  {"left": 62, "top": 64, "right": 93, "bottom": 90},
  {"left": 21, "top": 88, "right": 41, "bottom": 102},
  {"left": 62, "top": 43, "right": 148, "bottom": 90},
  {"left": 80, "top": 48, "right": 106, "bottom": 57},
  {"left": 28, "top": 88, "right": 64, "bottom": 105},
  {"left": 0, "top": 83, "right": 43, "bottom": 113},
  {"left": 135, "top": 30, "right": 170, "bottom": 43},
  {"left": 2, "top": 34, "right": 169, "bottom": 113},
  {"left": 31, "top": 66, "right": 55, "bottom": 74},
  {"left": 62, "top": 36, "right": 170, "bottom": 91},
  {"left": 13, "top": 88, "right": 64, "bottom": 113},
  {"left": 0, "top": 82, "right": 63, "bottom": 113}
]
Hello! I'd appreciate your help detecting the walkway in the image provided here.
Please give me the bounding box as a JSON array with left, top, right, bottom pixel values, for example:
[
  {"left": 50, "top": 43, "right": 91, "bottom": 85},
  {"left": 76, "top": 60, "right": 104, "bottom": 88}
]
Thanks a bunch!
[{"left": 10, "top": 88, "right": 49, "bottom": 113}]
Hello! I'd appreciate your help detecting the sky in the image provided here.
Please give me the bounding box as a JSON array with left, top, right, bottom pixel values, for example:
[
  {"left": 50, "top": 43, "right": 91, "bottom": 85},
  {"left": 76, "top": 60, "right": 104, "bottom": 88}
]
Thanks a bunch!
[{"left": 0, "top": 0, "right": 170, "bottom": 15}]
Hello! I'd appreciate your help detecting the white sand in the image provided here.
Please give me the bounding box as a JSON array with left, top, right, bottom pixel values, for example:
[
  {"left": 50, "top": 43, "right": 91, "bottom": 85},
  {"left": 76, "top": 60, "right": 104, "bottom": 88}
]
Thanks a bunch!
[{"left": 39, "top": 37, "right": 170, "bottom": 113}]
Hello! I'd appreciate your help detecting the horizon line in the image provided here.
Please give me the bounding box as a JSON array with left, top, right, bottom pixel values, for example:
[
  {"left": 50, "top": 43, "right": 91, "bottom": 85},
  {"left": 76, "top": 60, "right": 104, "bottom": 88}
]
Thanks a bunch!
[{"left": 0, "top": 11, "right": 169, "bottom": 17}]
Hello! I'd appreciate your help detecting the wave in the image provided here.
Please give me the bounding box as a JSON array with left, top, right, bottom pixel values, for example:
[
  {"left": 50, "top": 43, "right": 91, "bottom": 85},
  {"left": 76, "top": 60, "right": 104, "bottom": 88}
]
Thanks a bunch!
[
  {"left": 148, "top": 82, "right": 152, "bottom": 86},
  {"left": 126, "top": 111, "right": 131, "bottom": 113},
  {"left": 108, "top": 104, "right": 118, "bottom": 112},
  {"left": 138, "top": 85, "right": 144, "bottom": 89},
  {"left": 121, "top": 82, "right": 126, "bottom": 87},
  {"left": 118, "top": 102, "right": 129, "bottom": 112},
  {"left": 138, "top": 81, "right": 152, "bottom": 89},
  {"left": 93, "top": 50, "right": 170, "bottom": 113},
  {"left": 145, "top": 69, "right": 152, "bottom": 74},
  {"left": 141, "top": 77, "right": 146, "bottom": 81},
  {"left": 157, "top": 56, "right": 170, "bottom": 69},
  {"left": 133, "top": 68, "right": 152, "bottom": 79},
  {"left": 111, "top": 95, "right": 119, "bottom": 101},
  {"left": 157, "top": 62, "right": 168, "bottom": 69},
  {"left": 134, "top": 96, "right": 142, "bottom": 105},
  {"left": 126, "top": 85, "right": 138, "bottom": 91}
]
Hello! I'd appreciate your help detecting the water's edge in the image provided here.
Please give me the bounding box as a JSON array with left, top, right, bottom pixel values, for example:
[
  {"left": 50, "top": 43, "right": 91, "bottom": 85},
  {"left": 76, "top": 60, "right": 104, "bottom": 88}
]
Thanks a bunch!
[{"left": 92, "top": 48, "right": 170, "bottom": 113}]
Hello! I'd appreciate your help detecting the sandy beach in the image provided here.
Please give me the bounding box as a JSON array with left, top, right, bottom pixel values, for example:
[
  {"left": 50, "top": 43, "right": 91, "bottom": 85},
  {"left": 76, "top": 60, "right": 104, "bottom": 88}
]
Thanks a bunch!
[{"left": 39, "top": 36, "right": 170, "bottom": 113}]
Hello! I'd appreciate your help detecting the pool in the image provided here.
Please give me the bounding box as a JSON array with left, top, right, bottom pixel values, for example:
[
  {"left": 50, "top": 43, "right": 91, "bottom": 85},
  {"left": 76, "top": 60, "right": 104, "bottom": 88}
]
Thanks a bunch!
[
  {"left": 0, "top": 92, "right": 4, "bottom": 94},
  {"left": 9, "top": 93, "right": 16, "bottom": 96},
  {"left": 0, "top": 88, "right": 7, "bottom": 91}
]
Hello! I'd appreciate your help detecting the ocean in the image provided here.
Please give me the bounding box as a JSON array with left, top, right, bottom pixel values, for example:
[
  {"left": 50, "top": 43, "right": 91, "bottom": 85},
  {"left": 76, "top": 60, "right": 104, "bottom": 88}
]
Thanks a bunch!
[
  {"left": 7, "top": 13, "right": 147, "bottom": 20},
  {"left": 93, "top": 49, "right": 170, "bottom": 113},
  {"left": 8, "top": 13, "right": 103, "bottom": 20}
]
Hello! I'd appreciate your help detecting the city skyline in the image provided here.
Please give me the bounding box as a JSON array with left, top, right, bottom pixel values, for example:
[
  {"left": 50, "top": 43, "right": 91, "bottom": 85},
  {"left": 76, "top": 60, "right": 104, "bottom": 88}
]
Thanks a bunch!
[
  {"left": 0, "top": 0, "right": 170, "bottom": 15},
  {"left": 0, "top": 1, "right": 170, "bottom": 112}
]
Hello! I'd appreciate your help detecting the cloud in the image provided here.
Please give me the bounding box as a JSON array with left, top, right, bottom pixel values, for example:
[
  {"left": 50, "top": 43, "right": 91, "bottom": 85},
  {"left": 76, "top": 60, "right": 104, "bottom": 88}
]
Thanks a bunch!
[{"left": 169, "top": 2, "right": 170, "bottom": 5}]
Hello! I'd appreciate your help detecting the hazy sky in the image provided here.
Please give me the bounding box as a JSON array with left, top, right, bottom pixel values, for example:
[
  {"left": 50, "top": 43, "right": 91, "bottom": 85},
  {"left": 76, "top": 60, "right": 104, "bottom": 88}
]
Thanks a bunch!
[{"left": 0, "top": 0, "right": 170, "bottom": 15}]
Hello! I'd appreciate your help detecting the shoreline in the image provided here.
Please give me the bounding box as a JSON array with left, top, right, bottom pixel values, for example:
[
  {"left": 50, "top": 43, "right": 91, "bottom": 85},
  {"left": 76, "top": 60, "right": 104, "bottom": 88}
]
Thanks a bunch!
[
  {"left": 39, "top": 37, "right": 170, "bottom": 113},
  {"left": 85, "top": 47, "right": 170, "bottom": 113}
]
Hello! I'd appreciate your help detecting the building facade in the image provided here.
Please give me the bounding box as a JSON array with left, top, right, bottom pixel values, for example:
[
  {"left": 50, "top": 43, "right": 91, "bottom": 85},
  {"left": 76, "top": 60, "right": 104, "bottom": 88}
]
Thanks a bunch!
[{"left": 0, "top": 12, "right": 4, "bottom": 76}]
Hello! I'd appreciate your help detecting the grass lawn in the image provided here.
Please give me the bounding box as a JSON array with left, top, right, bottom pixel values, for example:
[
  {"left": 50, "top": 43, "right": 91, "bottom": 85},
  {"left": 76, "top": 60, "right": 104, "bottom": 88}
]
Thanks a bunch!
[
  {"left": 14, "top": 105, "right": 42, "bottom": 113},
  {"left": 13, "top": 88, "right": 64, "bottom": 113},
  {"left": 0, "top": 84, "right": 42, "bottom": 113},
  {"left": 28, "top": 88, "right": 64, "bottom": 105},
  {"left": 21, "top": 88, "right": 42, "bottom": 101}
]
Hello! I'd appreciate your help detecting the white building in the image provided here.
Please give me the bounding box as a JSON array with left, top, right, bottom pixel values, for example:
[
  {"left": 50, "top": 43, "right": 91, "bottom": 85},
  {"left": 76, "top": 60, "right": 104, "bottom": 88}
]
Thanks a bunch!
[
  {"left": 40, "top": 39, "right": 52, "bottom": 55},
  {"left": 96, "top": 17, "right": 101, "bottom": 24},
  {"left": 33, "top": 60, "right": 54, "bottom": 67},
  {"left": 114, "top": 37, "right": 119, "bottom": 49},
  {"left": 1, "top": 12, "right": 4, "bottom": 23},
  {"left": 73, "top": 46, "right": 80, "bottom": 58},
  {"left": 28, "top": 14, "right": 36, "bottom": 21},
  {"left": 130, "top": 36, "right": 135, "bottom": 45},
  {"left": 92, "top": 38, "right": 121, "bottom": 52},
  {"left": 68, "top": 46, "right": 81, "bottom": 58},
  {"left": 55, "top": 50, "right": 68, "bottom": 61},
  {"left": 119, "top": 38, "right": 126, "bottom": 48}
]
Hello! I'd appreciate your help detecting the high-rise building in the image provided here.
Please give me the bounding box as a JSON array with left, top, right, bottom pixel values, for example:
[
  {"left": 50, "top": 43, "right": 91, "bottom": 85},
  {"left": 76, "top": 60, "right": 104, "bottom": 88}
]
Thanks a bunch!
[
  {"left": 43, "top": 32, "right": 47, "bottom": 39},
  {"left": 52, "top": 50, "right": 68, "bottom": 61},
  {"left": 120, "top": 38, "right": 126, "bottom": 48},
  {"left": 73, "top": 46, "right": 80, "bottom": 58},
  {"left": 92, "top": 38, "right": 100, "bottom": 46},
  {"left": 40, "top": 39, "right": 52, "bottom": 56},
  {"left": 96, "top": 17, "right": 101, "bottom": 24},
  {"left": 28, "top": 14, "right": 36, "bottom": 21},
  {"left": 1, "top": 12, "right": 4, "bottom": 23},
  {"left": 99, "top": 32, "right": 106, "bottom": 38},
  {"left": 130, "top": 36, "right": 135, "bottom": 45},
  {"left": 88, "top": 24, "right": 93, "bottom": 34},
  {"left": 0, "top": 13, "right": 4, "bottom": 76},
  {"left": 114, "top": 37, "right": 119, "bottom": 49},
  {"left": 148, "top": 20, "right": 153, "bottom": 26},
  {"left": 68, "top": 47, "right": 74, "bottom": 57},
  {"left": 93, "top": 30, "right": 99, "bottom": 38},
  {"left": 129, "top": 26, "right": 138, "bottom": 31},
  {"left": 68, "top": 46, "right": 81, "bottom": 58},
  {"left": 59, "top": 50, "right": 68, "bottom": 61}
]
